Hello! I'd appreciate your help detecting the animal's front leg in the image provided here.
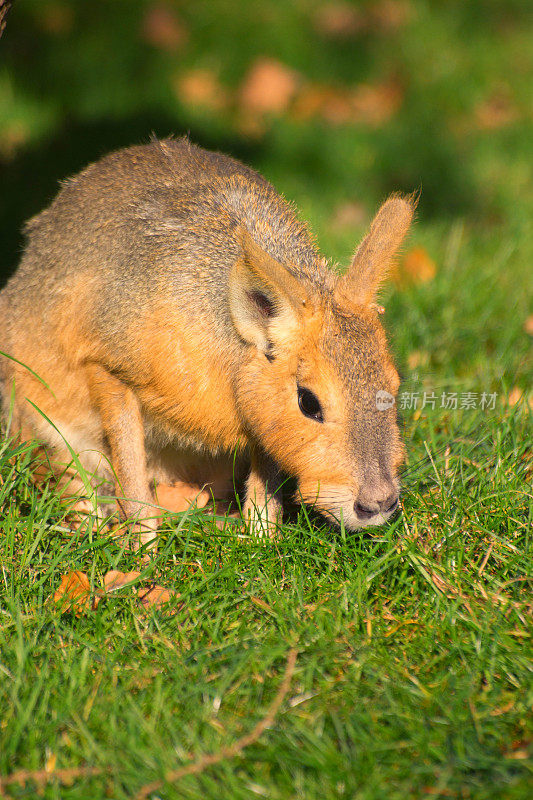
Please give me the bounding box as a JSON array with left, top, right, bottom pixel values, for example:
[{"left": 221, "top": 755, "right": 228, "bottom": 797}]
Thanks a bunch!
[
  {"left": 86, "top": 363, "right": 157, "bottom": 550},
  {"left": 244, "top": 447, "right": 283, "bottom": 536}
]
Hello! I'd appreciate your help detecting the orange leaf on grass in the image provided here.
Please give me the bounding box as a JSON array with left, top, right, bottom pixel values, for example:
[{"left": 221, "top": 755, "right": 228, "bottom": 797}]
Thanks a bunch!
[
  {"left": 103, "top": 570, "right": 177, "bottom": 611},
  {"left": 407, "top": 350, "right": 429, "bottom": 370},
  {"left": 53, "top": 571, "right": 101, "bottom": 616},
  {"left": 175, "top": 69, "right": 228, "bottom": 112},
  {"left": 292, "top": 80, "right": 402, "bottom": 127},
  {"left": 314, "top": 1, "right": 412, "bottom": 38},
  {"left": 239, "top": 58, "right": 299, "bottom": 116},
  {"left": 45, "top": 752, "right": 57, "bottom": 774},
  {"left": 507, "top": 387, "right": 523, "bottom": 407},
  {"left": 103, "top": 570, "right": 142, "bottom": 592},
  {"left": 137, "top": 584, "right": 175, "bottom": 609},
  {"left": 52, "top": 570, "right": 176, "bottom": 617},
  {"left": 506, "top": 387, "right": 533, "bottom": 409}
]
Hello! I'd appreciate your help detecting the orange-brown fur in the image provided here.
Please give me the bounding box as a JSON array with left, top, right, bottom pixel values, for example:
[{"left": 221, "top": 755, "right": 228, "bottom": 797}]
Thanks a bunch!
[
  {"left": 0, "top": 137, "right": 414, "bottom": 547},
  {"left": 132, "top": 300, "right": 245, "bottom": 452}
]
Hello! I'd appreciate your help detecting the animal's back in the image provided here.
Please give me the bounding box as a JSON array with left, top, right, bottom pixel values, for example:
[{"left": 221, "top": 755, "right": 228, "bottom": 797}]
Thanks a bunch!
[
  {"left": 9, "top": 138, "right": 321, "bottom": 294},
  {"left": 3, "top": 137, "right": 326, "bottom": 364}
]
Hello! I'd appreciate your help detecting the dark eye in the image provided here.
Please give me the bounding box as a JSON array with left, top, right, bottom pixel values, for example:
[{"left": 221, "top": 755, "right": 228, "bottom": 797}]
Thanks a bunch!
[{"left": 297, "top": 386, "right": 324, "bottom": 422}]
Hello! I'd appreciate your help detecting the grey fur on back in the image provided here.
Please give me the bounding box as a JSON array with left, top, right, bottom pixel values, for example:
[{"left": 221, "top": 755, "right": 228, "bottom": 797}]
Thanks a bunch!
[{"left": 7, "top": 137, "right": 329, "bottom": 351}]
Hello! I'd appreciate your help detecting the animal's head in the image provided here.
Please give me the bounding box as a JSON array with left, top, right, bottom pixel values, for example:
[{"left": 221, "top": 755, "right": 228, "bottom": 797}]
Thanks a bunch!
[{"left": 230, "top": 196, "right": 414, "bottom": 530}]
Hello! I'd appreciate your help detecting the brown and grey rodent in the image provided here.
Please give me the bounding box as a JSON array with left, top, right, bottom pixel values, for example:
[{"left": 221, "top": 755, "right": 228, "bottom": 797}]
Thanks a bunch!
[{"left": 0, "top": 137, "right": 414, "bottom": 548}]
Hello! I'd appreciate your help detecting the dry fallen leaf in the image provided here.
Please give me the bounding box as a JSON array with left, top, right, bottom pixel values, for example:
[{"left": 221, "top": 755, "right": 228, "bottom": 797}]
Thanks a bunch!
[
  {"left": 504, "top": 748, "right": 530, "bottom": 760},
  {"left": 53, "top": 571, "right": 100, "bottom": 616},
  {"left": 137, "top": 584, "right": 175, "bottom": 609},
  {"left": 239, "top": 58, "right": 299, "bottom": 115},
  {"left": 175, "top": 69, "right": 228, "bottom": 112},
  {"left": 507, "top": 387, "right": 522, "bottom": 407},
  {"left": 45, "top": 751, "right": 57, "bottom": 773},
  {"left": 506, "top": 387, "right": 533, "bottom": 409},
  {"left": 292, "top": 80, "right": 402, "bottom": 127},
  {"left": 103, "top": 570, "right": 176, "bottom": 610},
  {"left": 395, "top": 247, "right": 437, "bottom": 286},
  {"left": 250, "top": 596, "right": 275, "bottom": 615},
  {"left": 142, "top": 4, "right": 188, "bottom": 50},
  {"left": 103, "top": 570, "right": 142, "bottom": 593},
  {"left": 524, "top": 315, "right": 533, "bottom": 335},
  {"left": 51, "top": 569, "right": 177, "bottom": 617},
  {"left": 502, "top": 738, "right": 532, "bottom": 760},
  {"left": 314, "top": 1, "right": 412, "bottom": 38}
]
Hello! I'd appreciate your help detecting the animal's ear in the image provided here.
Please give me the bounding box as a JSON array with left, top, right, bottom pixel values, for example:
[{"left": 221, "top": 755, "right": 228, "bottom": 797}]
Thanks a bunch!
[
  {"left": 335, "top": 194, "right": 416, "bottom": 306},
  {"left": 229, "top": 227, "right": 309, "bottom": 352}
]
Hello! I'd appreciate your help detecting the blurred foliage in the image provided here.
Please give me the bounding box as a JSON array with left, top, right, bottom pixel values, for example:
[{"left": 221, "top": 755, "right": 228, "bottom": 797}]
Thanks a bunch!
[{"left": 1, "top": 0, "right": 532, "bottom": 286}]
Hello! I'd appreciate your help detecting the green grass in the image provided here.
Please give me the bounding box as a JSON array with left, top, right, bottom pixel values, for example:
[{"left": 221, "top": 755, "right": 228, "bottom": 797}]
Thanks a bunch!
[
  {"left": 1, "top": 1, "right": 532, "bottom": 798},
  {"left": 1, "top": 396, "right": 531, "bottom": 799}
]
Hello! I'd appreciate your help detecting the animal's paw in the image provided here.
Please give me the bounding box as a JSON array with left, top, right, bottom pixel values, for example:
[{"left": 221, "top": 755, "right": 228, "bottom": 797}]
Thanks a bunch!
[
  {"left": 65, "top": 498, "right": 116, "bottom": 533},
  {"left": 243, "top": 498, "right": 283, "bottom": 539}
]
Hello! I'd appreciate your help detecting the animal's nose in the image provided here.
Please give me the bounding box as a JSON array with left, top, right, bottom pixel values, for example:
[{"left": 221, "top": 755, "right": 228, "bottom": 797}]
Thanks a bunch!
[{"left": 354, "top": 484, "right": 399, "bottom": 520}]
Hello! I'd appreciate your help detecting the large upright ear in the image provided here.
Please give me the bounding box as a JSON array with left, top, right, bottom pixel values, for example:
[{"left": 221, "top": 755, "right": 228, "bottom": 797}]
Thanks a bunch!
[
  {"left": 335, "top": 194, "right": 415, "bottom": 306},
  {"left": 229, "top": 227, "right": 309, "bottom": 352}
]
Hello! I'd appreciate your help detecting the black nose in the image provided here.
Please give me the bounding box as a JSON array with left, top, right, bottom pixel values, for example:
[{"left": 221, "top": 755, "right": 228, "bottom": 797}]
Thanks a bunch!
[{"left": 355, "top": 492, "right": 399, "bottom": 520}]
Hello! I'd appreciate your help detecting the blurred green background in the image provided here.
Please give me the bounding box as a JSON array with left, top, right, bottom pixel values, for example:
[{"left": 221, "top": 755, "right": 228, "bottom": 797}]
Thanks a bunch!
[
  {"left": 2, "top": 1, "right": 532, "bottom": 255},
  {"left": 1, "top": 0, "right": 532, "bottom": 386}
]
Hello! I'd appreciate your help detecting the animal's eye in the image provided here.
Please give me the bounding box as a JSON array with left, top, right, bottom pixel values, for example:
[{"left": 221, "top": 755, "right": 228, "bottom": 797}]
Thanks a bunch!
[{"left": 297, "top": 386, "right": 323, "bottom": 422}]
